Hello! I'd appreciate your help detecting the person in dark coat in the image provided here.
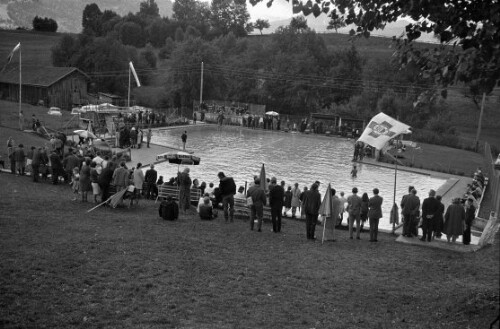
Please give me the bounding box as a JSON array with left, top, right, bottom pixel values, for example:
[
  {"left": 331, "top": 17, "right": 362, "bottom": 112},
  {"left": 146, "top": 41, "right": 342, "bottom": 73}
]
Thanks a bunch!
[
  {"left": 433, "top": 195, "right": 445, "bottom": 238},
  {"left": 63, "top": 150, "right": 81, "bottom": 183},
  {"left": 99, "top": 162, "right": 116, "bottom": 203},
  {"left": 159, "top": 196, "right": 179, "bottom": 221},
  {"left": 463, "top": 198, "right": 476, "bottom": 245},
  {"left": 49, "top": 150, "right": 63, "bottom": 185},
  {"left": 13, "top": 144, "right": 26, "bottom": 175},
  {"left": 144, "top": 164, "right": 158, "bottom": 200},
  {"left": 218, "top": 171, "right": 236, "bottom": 223},
  {"left": 443, "top": 198, "right": 466, "bottom": 243},
  {"left": 420, "top": 189, "right": 441, "bottom": 242},
  {"left": 269, "top": 177, "right": 285, "bottom": 233},
  {"left": 368, "top": 188, "right": 383, "bottom": 242},
  {"left": 401, "top": 187, "right": 421, "bottom": 237},
  {"left": 283, "top": 185, "right": 292, "bottom": 217},
  {"left": 302, "top": 183, "right": 321, "bottom": 240}
]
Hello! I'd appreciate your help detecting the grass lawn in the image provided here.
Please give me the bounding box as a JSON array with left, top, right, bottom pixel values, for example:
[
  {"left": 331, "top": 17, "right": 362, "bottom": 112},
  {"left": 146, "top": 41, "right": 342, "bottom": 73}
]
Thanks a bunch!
[{"left": 0, "top": 172, "right": 498, "bottom": 329}]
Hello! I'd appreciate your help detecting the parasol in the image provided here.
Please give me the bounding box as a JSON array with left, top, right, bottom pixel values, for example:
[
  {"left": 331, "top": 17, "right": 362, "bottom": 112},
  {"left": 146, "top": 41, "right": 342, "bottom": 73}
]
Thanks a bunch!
[
  {"left": 259, "top": 163, "right": 268, "bottom": 192},
  {"left": 156, "top": 151, "right": 201, "bottom": 165},
  {"left": 74, "top": 130, "right": 97, "bottom": 139},
  {"left": 265, "top": 111, "right": 279, "bottom": 116}
]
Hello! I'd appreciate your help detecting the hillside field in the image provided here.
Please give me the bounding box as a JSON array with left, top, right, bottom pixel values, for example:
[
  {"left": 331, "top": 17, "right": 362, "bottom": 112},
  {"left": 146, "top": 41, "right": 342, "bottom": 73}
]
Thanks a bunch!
[{"left": 0, "top": 29, "right": 499, "bottom": 148}]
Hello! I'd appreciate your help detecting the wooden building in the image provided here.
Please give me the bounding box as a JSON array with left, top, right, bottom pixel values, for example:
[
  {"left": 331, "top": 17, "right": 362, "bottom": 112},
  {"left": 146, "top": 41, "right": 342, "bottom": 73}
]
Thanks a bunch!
[{"left": 0, "top": 66, "right": 89, "bottom": 110}]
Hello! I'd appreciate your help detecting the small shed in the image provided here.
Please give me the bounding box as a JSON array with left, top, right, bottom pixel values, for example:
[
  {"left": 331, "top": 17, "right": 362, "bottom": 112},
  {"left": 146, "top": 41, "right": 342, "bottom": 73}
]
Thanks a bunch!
[{"left": 0, "top": 66, "right": 89, "bottom": 110}]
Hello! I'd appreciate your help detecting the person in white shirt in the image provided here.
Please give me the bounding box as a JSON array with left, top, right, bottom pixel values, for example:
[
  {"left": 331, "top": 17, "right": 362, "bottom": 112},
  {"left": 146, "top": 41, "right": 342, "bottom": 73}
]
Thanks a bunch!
[
  {"left": 337, "top": 191, "right": 347, "bottom": 227},
  {"left": 204, "top": 182, "right": 215, "bottom": 197},
  {"left": 235, "top": 186, "right": 245, "bottom": 200},
  {"left": 197, "top": 193, "right": 213, "bottom": 213}
]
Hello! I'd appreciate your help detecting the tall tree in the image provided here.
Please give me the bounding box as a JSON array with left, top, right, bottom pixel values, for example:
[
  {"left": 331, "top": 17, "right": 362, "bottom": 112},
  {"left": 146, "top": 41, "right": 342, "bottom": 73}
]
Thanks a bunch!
[
  {"left": 139, "top": 0, "right": 160, "bottom": 18},
  {"left": 326, "top": 17, "right": 345, "bottom": 33},
  {"left": 252, "top": 19, "right": 270, "bottom": 35},
  {"left": 289, "top": 15, "right": 308, "bottom": 32},
  {"left": 210, "top": 0, "right": 252, "bottom": 37},
  {"left": 82, "top": 3, "right": 103, "bottom": 36}
]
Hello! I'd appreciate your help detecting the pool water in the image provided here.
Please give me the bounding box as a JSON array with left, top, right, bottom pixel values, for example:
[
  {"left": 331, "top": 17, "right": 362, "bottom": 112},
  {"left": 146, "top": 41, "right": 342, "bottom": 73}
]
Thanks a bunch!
[{"left": 152, "top": 125, "right": 446, "bottom": 231}]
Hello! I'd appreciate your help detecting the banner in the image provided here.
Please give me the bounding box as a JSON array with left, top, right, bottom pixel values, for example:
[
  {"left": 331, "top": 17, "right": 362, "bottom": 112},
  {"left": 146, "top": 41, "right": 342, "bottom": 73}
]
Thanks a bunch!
[
  {"left": 357, "top": 112, "right": 411, "bottom": 150},
  {"left": 6, "top": 42, "right": 20, "bottom": 64},
  {"left": 129, "top": 61, "right": 141, "bottom": 87}
]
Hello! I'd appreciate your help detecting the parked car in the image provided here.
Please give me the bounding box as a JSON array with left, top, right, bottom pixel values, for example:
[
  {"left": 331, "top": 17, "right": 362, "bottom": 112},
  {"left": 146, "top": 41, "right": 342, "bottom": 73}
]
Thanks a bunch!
[{"left": 47, "top": 107, "right": 62, "bottom": 116}]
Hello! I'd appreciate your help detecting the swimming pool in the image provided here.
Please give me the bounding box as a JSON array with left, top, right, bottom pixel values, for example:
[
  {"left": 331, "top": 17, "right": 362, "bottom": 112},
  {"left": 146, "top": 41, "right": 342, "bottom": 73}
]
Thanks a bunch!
[{"left": 152, "top": 125, "right": 446, "bottom": 231}]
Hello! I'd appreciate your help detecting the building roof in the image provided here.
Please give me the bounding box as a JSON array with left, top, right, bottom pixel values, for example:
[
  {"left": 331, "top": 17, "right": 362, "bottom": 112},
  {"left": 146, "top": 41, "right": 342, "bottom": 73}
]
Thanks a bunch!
[{"left": 0, "top": 66, "right": 89, "bottom": 87}]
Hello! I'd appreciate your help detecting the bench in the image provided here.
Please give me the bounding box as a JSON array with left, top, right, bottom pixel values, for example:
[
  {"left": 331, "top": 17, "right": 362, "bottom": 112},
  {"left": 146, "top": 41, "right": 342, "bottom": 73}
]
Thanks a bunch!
[
  {"left": 233, "top": 197, "right": 272, "bottom": 222},
  {"left": 156, "top": 185, "right": 201, "bottom": 204}
]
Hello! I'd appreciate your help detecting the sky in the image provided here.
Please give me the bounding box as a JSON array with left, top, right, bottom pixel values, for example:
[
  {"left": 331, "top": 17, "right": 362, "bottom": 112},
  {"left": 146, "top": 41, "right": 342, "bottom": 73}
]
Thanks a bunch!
[{"left": 245, "top": 0, "right": 295, "bottom": 22}]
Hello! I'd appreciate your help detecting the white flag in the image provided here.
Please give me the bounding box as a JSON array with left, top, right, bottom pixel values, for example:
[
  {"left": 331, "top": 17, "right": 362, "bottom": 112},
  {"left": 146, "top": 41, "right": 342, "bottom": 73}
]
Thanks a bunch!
[
  {"left": 129, "top": 61, "right": 141, "bottom": 87},
  {"left": 6, "top": 42, "right": 20, "bottom": 64},
  {"left": 357, "top": 112, "right": 411, "bottom": 150}
]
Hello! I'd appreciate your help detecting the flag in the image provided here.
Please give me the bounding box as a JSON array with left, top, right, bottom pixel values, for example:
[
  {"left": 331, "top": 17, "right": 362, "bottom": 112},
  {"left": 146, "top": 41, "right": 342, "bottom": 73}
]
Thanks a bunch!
[
  {"left": 6, "top": 42, "right": 20, "bottom": 64},
  {"left": 357, "top": 112, "right": 411, "bottom": 150},
  {"left": 129, "top": 61, "right": 141, "bottom": 87}
]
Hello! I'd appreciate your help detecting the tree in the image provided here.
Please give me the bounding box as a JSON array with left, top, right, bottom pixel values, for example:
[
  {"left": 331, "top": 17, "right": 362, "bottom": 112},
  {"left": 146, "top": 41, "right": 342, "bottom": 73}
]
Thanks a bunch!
[
  {"left": 119, "top": 22, "right": 145, "bottom": 47},
  {"left": 248, "top": 0, "right": 499, "bottom": 95},
  {"left": 32, "top": 16, "right": 58, "bottom": 32},
  {"left": 139, "top": 0, "right": 160, "bottom": 18},
  {"left": 252, "top": 19, "right": 270, "bottom": 35},
  {"left": 289, "top": 15, "right": 308, "bottom": 32},
  {"left": 210, "top": 0, "right": 252, "bottom": 37},
  {"left": 326, "top": 17, "right": 345, "bottom": 33},
  {"left": 82, "top": 3, "right": 102, "bottom": 36},
  {"left": 146, "top": 18, "right": 169, "bottom": 47},
  {"left": 51, "top": 35, "right": 77, "bottom": 66}
]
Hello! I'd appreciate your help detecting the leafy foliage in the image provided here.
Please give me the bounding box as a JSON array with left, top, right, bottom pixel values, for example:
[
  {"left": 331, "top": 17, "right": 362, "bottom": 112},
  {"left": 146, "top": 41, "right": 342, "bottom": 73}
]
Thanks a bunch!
[
  {"left": 32, "top": 16, "right": 58, "bottom": 32},
  {"left": 252, "top": 19, "right": 270, "bottom": 35}
]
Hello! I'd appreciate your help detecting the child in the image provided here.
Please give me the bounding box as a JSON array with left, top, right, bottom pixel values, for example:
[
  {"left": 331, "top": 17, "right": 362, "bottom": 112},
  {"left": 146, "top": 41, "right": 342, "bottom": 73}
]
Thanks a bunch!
[
  {"left": 71, "top": 167, "right": 80, "bottom": 201},
  {"left": 351, "top": 164, "right": 358, "bottom": 178}
]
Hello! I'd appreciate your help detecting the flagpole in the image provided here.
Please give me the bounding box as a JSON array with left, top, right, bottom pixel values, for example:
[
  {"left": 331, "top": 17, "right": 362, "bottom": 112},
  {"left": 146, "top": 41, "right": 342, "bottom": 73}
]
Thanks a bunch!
[
  {"left": 19, "top": 44, "right": 22, "bottom": 118},
  {"left": 199, "top": 62, "right": 204, "bottom": 106},
  {"left": 127, "top": 64, "right": 131, "bottom": 108}
]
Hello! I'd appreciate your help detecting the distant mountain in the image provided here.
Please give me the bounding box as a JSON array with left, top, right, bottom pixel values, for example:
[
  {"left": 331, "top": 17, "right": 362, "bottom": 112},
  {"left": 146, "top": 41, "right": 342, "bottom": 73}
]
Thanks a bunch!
[
  {"left": 0, "top": 0, "right": 173, "bottom": 33},
  {"left": 263, "top": 16, "right": 439, "bottom": 44}
]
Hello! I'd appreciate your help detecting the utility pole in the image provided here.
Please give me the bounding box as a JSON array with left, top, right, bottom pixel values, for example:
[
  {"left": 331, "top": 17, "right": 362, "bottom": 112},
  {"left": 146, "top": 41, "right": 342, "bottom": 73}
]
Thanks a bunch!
[
  {"left": 199, "top": 62, "right": 204, "bottom": 107},
  {"left": 474, "top": 92, "right": 486, "bottom": 152}
]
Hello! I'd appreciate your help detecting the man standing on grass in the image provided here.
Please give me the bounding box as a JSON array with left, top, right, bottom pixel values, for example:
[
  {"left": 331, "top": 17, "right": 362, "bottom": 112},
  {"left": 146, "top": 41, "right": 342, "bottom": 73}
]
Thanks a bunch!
[
  {"left": 181, "top": 131, "right": 187, "bottom": 150},
  {"left": 420, "top": 189, "right": 440, "bottom": 242},
  {"left": 302, "top": 183, "right": 321, "bottom": 240},
  {"left": 146, "top": 128, "right": 152, "bottom": 148},
  {"left": 269, "top": 177, "right": 285, "bottom": 233},
  {"left": 347, "top": 187, "right": 362, "bottom": 239},
  {"left": 401, "top": 187, "right": 420, "bottom": 238},
  {"left": 246, "top": 178, "right": 267, "bottom": 232},
  {"left": 217, "top": 171, "right": 236, "bottom": 223},
  {"left": 368, "top": 188, "right": 383, "bottom": 242},
  {"left": 144, "top": 164, "right": 158, "bottom": 200}
]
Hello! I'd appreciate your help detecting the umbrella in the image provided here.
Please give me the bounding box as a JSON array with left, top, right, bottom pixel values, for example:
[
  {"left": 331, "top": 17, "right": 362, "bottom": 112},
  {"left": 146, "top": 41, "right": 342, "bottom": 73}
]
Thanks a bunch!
[
  {"left": 156, "top": 151, "right": 201, "bottom": 165},
  {"left": 265, "top": 111, "right": 279, "bottom": 116},
  {"left": 74, "top": 130, "right": 97, "bottom": 139},
  {"left": 319, "top": 184, "right": 334, "bottom": 243},
  {"left": 259, "top": 163, "right": 268, "bottom": 193}
]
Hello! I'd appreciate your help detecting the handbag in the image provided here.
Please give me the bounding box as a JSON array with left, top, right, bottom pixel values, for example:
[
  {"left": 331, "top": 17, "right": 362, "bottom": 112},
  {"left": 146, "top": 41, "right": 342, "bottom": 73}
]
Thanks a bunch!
[{"left": 246, "top": 196, "right": 253, "bottom": 207}]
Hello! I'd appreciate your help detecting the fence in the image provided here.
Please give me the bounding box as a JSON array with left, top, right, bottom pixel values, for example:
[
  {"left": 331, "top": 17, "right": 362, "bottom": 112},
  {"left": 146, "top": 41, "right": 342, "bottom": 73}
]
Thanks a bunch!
[{"left": 484, "top": 142, "right": 500, "bottom": 217}]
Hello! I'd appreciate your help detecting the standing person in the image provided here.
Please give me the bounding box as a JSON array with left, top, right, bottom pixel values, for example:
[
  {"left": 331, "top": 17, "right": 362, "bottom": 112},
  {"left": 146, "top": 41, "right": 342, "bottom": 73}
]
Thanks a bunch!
[
  {"left": 181, "top": 131, "right": 187, "bottom": 150},
  {"left": 13, "top": 144, "right": 26, "bottom": 176},
  {"left": 347, "top": 187, "right": 362, "bottom": 239},
  {"left": 112, "top": 161, "right": 129, "bottom": 192},
  {"left": 79, "top": 158, "right": 92, "bottom": 201},
  {"left": 434, "top": 195, "right": 445, "bottom": 238},
  {"left": 463, "top": 198, "right": 476, "bottom": 245},
  {"left": 283, "top": 185, "right": 292, "bottom": 217},
  {"left": 360, "top": 192, "right": 369, "bottom": 231},
  {"left": 63, "top": 150, "right": 80, "bottom": 184},
  {"left": 443, "top": 198, "right": 466, "bottom": 243},
  {"left": 401, "top": 187, "right": 420, "bottom": 237},
  {"left": 302, "top": 183, "right": 321, "bottom": 240},
  {"left": 49, "top": 149, "right": 62, "bottom": 184},
  {"left": 178, "top": 168, "right": 192, "bottom": 213},
  {"left": 420, "top": 189, "right": 441, "bottom": 242},
  {"left": 144, "top": 164, "right": 158, "bottom": 200},
  {"left": 31, "top": 147, "right": 42, "bottom": 182},
  {"left": 299, "top": 186, "right": 308, "bottom": 219},
  {"left": 70, "top": 167, "right": 80, "bottom": 201},
  {"left": 368, "top": 188, "right": 383, "bottom": 242},
  {"left": 146, "top": 128, "right": 152, "bottom": 148},
  {"left": 290, "top": 183, "right": 301, "bottom": 219},
  {"left": 269, "top": 177, "right": 285, "bottom": 233},
  {"left": 337, "top": 191, "right": 347, "bottom": 227},
  {"left": 99, "top": 162, "right": 116, "bottom": 204},
  {"left": 133, "top": 163, "right": 145, "bottom": 200},
  {"left": 89, "top": 162, "right": 100, "bottom": 203},
  {"left": 217, "top": 171, "right": 236, "bottom": 223},
  {"left": 246, "top": 178, "right": 267, "bottom": 232},
  {"left": 192, "top": 112, "right": 197, "bottom": 124}
]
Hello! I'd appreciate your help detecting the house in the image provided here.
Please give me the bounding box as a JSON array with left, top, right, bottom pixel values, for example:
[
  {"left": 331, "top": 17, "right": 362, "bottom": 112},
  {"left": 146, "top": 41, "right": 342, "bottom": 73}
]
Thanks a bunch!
[{"left": 0, "top": 66, "right": 89, "bottom": 110}]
